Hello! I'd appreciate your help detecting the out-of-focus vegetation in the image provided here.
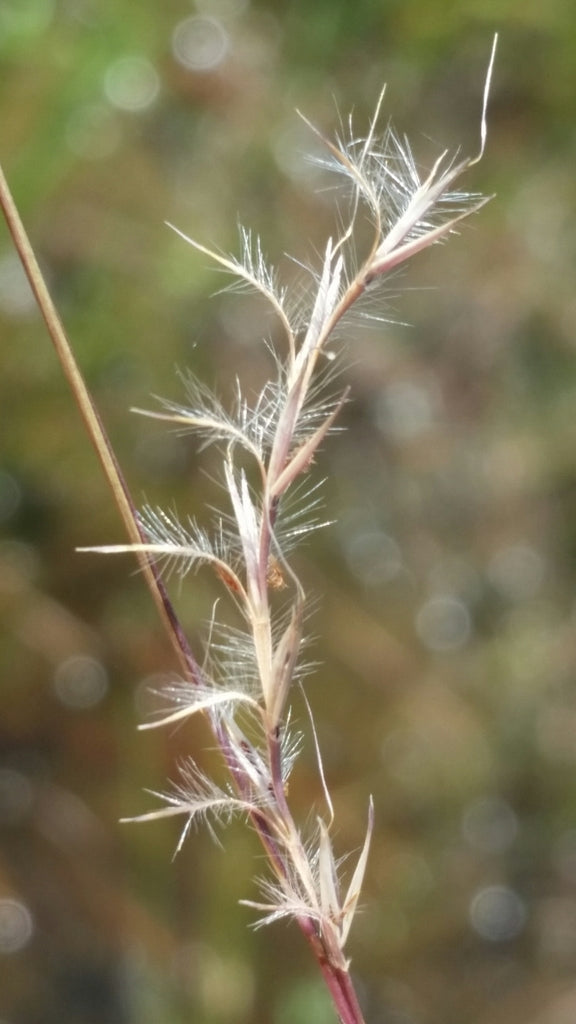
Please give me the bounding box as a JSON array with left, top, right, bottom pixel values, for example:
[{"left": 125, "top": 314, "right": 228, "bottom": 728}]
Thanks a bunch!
[{"left": 2, "top": 2, "right": 576, "bottom": 1023}]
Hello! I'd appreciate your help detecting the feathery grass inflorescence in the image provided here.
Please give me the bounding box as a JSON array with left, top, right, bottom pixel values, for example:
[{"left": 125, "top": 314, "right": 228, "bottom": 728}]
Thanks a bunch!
[{"left": 0, "top": 38, "right": 496, "bottom": 1024}]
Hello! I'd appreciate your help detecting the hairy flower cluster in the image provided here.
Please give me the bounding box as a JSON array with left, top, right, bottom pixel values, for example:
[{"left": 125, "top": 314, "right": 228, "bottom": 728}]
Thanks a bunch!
[{"left": 81, "top": 40, "right": 496, "bottom": 1023}]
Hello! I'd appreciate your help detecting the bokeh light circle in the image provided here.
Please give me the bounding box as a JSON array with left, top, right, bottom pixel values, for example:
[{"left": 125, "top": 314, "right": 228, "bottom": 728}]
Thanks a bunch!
[
  {"left": 416, "top": 595, "right": 471, "bottom": 651},
  {"left": 104, "top": 55, "right": 160, "bottom": 112},
  {"left": 0, "top": 899, "right": 33, "bottom": 954},
  {"left": 53, "top": 655, "right": 108, "bottom": 709},
  {"left": 172, "top": 16, "right": 229, "bottom": 71},
  {"left": 469, "top": 885, "right": 526, "bottom": 942}
]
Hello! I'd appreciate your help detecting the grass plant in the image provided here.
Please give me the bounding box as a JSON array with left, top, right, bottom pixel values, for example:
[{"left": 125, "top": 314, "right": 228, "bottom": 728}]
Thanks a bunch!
[{"left": 0, "top": 37, "right": 497, "bottom": 1024}]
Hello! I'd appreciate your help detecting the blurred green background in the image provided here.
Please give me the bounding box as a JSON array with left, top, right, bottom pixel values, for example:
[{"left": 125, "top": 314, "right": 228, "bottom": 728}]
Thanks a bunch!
[{"left": 2, "top": 2, "right": 576, "bottom": 1023}]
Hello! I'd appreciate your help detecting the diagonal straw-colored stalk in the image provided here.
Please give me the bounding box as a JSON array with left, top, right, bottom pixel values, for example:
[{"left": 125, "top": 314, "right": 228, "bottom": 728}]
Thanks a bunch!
[{"left": 0, "top": 165, "right": 201, "bottom": 686}]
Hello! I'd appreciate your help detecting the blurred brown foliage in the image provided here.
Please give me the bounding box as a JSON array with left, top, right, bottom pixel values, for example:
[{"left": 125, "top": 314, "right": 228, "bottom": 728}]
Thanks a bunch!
[{"left": 2, "top": 2, "right": 576, "bottom": 1023}]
